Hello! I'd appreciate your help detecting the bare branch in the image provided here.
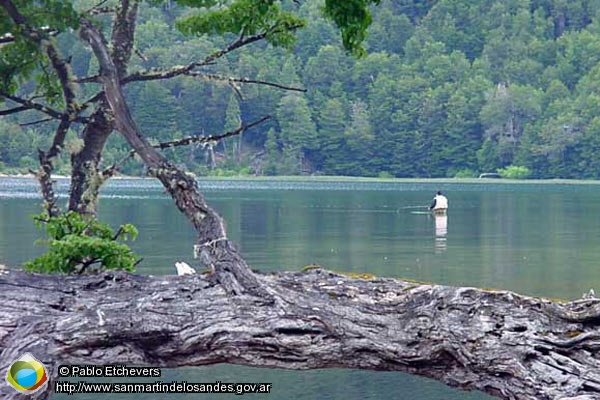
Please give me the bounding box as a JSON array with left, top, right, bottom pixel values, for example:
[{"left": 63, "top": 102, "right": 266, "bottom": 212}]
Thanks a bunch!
[
  {"left": 122, "top": 23, "right": 303, "bottom": 84},
  {"left": 134, "top": 47, "right": 147, "bottom": 62},
  {"left": 0, "top": 33, "right": 14, "bottom": 44},
  {"left": 82, "top": 91, "right": 105, "bottom": 107},
  {"left": 0, "top": 92, "right": 88, "bottom": 123},
  {"left": 200, "top": 23, "right": 304, "bottom": 66},
  {"left": 0, "top": 105, "right": 28, "bottom": 115},
  {"left": 87, "top": 6, "right": 116, "bottom": 15},
  {"left": 186, "top": 72, "right": 307, "bottom": 92},
  {"left": 102, "top": 116, "right": 271, "bottom": 178},
  {"left": 75, "top": 74, "right": 100, "bottom": 84},
  {"left": 122, "top": 64, "right": 201, "bottom": 84},
  {"left": 156, "top": 116, "right": 271, "bottom": 150},
  {"left": 19, "top": 117, "right": 53, "bottom": 127},
  {"left": 229, "top": 81, "right": 244, "bottom": 100}
]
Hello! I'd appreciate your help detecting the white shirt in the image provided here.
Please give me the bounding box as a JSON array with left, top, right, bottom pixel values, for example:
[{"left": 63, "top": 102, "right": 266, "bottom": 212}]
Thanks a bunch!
[{"left": 432, "top": 195, "right": 448, "bottom": 210}]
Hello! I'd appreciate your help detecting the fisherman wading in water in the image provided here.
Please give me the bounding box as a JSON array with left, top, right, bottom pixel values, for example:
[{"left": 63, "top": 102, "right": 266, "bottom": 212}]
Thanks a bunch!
[{"left": 429, "top": 191, "right": 448, "bottom": 215}]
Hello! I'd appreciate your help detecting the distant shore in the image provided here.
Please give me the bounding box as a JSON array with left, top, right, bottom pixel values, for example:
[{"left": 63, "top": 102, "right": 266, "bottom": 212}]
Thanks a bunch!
[
  {"left": 3, "top": 173, "right": 600, "bottom": 185},
  {"left": 0, "top": 173, "right": 150, "bottom": 180}
]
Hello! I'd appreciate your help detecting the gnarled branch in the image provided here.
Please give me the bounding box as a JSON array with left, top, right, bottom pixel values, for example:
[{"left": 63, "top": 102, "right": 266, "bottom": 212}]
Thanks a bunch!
[
  {"left": 184, "top": 72, "right": 307, "bottom": 92},
  {"left": 35, "top": 119, "right": 71, "bottom": 217}
]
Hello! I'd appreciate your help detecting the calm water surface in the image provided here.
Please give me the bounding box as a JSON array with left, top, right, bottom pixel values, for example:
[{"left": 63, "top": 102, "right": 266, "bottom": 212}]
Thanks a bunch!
[{"left": 2, "top": 177, "right": 599, "bottom": 399}]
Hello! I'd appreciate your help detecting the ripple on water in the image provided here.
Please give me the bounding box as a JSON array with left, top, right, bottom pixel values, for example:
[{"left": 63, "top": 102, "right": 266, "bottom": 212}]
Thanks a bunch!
[{"left": 3, "top": 176, "right": 600, "bottom": 199}]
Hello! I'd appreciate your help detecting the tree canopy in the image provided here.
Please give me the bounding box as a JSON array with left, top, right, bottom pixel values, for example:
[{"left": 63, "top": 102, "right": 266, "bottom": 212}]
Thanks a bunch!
[{"left": 5, "top": 1, "right": 600, "bottom": 179}]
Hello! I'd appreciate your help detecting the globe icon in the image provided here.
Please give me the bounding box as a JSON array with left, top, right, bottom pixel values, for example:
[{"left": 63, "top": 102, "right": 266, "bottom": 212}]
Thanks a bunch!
[
  {"left": 5, "top": 353, "right": 48, "bottom": 394},
  {"left": 15, "top": 368, "right": 38, "bottom": 388}
]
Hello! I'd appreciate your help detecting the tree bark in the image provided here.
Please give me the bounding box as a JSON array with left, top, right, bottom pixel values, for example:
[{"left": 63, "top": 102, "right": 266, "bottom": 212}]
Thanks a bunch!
[
  {"left": 68, "top": 98, "right": 113, "bottom": 216},
  {"left": 1, "top": 269, "right": 599, "bottom": 400},
  {"left": 67, "top": 0, "right": 137, "bottom": 216},
  {"left": 79, "top": 17, "right": 268, "bottom": 297}
]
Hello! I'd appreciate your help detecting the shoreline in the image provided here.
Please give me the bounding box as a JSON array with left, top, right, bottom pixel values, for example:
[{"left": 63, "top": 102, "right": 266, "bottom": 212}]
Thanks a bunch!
[{"left": 3, "top": 173, "right": 600, "bottom": 185}]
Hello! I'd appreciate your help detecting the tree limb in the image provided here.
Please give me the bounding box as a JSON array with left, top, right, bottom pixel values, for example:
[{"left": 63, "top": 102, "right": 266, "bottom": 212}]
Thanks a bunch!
[
  {"left": 19, "top": 117, "right": 53, "bottom": 127},
  {"left": 122, "top": 23, "right": 303, "bottom": 84},
  {"left": 0, "top": 92, "right": 88, "bottom": 123},
  {"left": 0, "top": 105, "right": 28, "bottom": 115},
  {"left": 0, "top": 33, "right": 15, "bottom": 44},
  {"left": 84, "top": 0, "right": 110, "bottom": 13},
  {"left": 185, "top": 72, "right": 307, "bottom": 92},
  {"left": 0, "top": 27, "right": 58, "bottom": 43},
  {"left": 68, "top": 0, "right": 143, "bottom": 216},
  {"left": 1, "top": 269, "right": 599, "bottom": 400},
  {"left": 35, "top": 119, "right": 71, "bottom": 217},
  {"left": 111, "top": 0, "right": 139, "bottom": 78},
  {"left": 75, "top": 74, "right": 100, "bottom": 84},
  {"left": 86, "top": 6, "right": 116, "bottom": 15},
  {"left": 102, "top": 116, "right": 271, "bottom": 179},
  {"left": 157, "top": 116, "right": 271, "bottom": 150},
  {"left": 82, "top": 91, "right": 105, "bottom": 107}
]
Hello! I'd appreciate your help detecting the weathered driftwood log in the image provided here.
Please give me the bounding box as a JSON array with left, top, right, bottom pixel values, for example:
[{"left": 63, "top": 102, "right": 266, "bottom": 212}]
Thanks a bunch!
[{"left": 1, "top": 268, "right": 600, "bottom": 400}]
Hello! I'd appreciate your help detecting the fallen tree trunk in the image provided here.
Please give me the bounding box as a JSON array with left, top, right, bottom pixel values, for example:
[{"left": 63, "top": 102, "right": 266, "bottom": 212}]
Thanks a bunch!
[{"left": 1, "top": 268, "right": 599, "bottom": 400}]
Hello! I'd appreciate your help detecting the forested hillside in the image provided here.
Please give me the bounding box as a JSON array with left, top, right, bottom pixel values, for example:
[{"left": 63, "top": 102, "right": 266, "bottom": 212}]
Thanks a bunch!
[{"left": 4, "top": 0, "right": 600, "bottom": 179}]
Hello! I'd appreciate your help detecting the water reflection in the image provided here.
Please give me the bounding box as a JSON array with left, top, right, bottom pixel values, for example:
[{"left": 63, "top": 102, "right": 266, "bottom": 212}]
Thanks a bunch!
[{"left": 434, "top": 214, "right": 447, "bottom": 253}]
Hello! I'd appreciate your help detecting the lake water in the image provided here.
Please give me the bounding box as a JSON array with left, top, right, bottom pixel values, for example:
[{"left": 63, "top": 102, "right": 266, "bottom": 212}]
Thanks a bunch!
[{"left": 2, "top": 177, "right": 599, "bottom": 399}]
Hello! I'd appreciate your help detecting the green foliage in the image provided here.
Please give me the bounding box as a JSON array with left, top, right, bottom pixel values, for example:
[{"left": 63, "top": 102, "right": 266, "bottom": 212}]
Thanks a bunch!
[
  {"left": 175, "top": 0, "right": 380, "bottom": 54},
  {"left": 8, "top": 0, "right": 600, "bottom": 180},
  {"left": 211, "top": 166, "right": 252, "bottom": 176},
  {"left": 0, "top": 0, "right": 79, "bottom": 100},
  {"left": 321, "top": 0, "right": 381, "bottom": 56},
  {"left": 453, "top": 169, "right": 478, "bottom": 178},
  {"left": 176, "top": 0, "right": 304, "bottom": 49},
  {"left": 497, "top": 165, "right": 532, "bottom": 179},
  {"left": 276, "top": 92, "right": 317, "bottom": 154},
  {"left": 25, "top": 211, "right": 140, "bottom": 275}
]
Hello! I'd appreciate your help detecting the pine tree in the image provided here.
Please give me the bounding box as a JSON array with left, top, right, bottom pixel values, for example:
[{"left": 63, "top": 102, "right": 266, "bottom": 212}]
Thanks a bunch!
[
  {"left": 264, "top": 128, "right": 280, "bottom": 176},
  {"left": 276, "top": 93, "right": 318, "bottom": 170},
  {"left": 224, "top": 94, "right": 243, "bottom": 164},
  {"left": 317, "top": 98, "right": 346, "bottom": 173}
]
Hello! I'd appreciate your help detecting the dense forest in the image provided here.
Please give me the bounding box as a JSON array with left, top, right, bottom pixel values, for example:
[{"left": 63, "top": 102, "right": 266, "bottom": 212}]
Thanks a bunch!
[{"left": 4, "top": 0, "right": 600, "bottom": 179}]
